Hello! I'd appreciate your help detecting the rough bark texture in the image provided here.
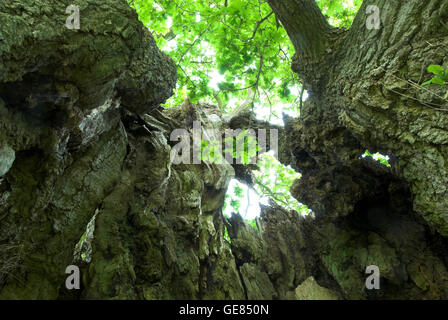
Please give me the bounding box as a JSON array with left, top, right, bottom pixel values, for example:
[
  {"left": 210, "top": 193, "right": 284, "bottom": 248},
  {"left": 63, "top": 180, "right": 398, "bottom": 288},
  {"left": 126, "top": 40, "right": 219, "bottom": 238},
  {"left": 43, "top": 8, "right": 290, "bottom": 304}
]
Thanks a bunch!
[
  {"left": 272, "top": 0, "right": 448, "bottom": 298},
  {"left": 1, "top": 0, "right": 448, "bottom": 300}
]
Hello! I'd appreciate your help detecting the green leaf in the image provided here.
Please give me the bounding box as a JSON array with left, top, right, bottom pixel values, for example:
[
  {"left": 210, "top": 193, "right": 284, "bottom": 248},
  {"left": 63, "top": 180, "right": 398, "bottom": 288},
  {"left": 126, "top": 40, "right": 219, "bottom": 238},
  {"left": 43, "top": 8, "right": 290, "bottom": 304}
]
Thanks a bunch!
[
  {"left": 431, "top": 77, "right": 446, "bottom": 86},
  {"left": 230, "top": 199, "right": 241, "bottom": 212},
  {"left": 224, "top": 226, "right": 231, "bottom": 243},
  {"left": 234, "top": 186, "right": 244, "bottom": 197},
  {"left": 427, "top": 64, "right": 444, "bottom": 77}
]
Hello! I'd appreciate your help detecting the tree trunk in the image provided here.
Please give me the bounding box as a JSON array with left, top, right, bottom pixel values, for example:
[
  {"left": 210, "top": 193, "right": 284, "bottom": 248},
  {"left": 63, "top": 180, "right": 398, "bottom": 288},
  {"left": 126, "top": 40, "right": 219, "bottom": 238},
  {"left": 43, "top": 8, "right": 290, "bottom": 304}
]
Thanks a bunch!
[
  {"left": 0, "top": 0, "right": 447, "bottom": 300},
  {"left": 271, "top": 0, "right": 448, "bottom": 298}
]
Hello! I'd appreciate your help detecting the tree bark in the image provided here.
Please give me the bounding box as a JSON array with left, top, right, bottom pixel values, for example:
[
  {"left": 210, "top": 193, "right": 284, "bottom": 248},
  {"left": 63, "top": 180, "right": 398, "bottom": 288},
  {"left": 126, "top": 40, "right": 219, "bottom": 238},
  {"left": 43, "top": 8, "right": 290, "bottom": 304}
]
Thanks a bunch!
[
  {"left": 272, "top": 0, "right": 448, "bottom": 298},
  {"left": 272, "top": 0, "right": 448, "bottom": 234},
  {"left": 267, "top": 0, "right": 334, "bottom": 61}
]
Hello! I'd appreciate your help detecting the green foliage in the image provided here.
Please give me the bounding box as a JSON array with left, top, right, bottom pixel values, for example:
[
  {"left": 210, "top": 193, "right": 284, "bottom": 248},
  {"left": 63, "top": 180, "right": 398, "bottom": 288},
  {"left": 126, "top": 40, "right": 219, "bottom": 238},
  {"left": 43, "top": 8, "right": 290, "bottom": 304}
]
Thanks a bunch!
[
  {"left": 363, "top": 150, "right": 391, "bottom": 167},
  {"left": 422, "top": 65, "right": 448, "bottom": 98},
  {"left": 130, "top": 0, "right": 361, "bottom": 112},
  {"left": 200, "top": 139, "right": 221, "bottom": 163},
  {"left": 224, "top": 225, "right": 231, "bottom": 243},
  {"left": 230, "top": 198, "right": 241, "bottom": 212},
  {"left": 254, "top": 153, "right": 309, "bottom": 214},
  {"left": 233, "top": 185, "right": 244, "bottom": 197},
  {"left": 223, "top": 182, "right": 243, "bottom": 217},
  {"left": 75, "top": 231, "right": 88, "bottom": 262},
  {"left": 223, "top": 189, "right": 242, "bottom": 214},
  {"left": 201, "top": 130, "right": 259, "bottom": 165},
  {"left": 317, "top": 0, "right": 363, "bottom": 28},
  {"left": 223, "top": 154, "right": 309, "bottom": 220},
  {"left": 246, "top": 218, "right": 258, "bottom": 230},
  {"left": 229, "top": 130, "right": 259, "bottom": 165}
]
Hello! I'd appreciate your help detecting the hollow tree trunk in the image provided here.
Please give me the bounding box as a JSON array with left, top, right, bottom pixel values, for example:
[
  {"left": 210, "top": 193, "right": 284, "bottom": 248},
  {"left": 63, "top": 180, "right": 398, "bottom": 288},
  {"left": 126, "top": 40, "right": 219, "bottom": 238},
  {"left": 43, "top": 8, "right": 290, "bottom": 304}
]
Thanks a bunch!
[{"left": 0, "top": 0, "right": 447, "bottom": 300}]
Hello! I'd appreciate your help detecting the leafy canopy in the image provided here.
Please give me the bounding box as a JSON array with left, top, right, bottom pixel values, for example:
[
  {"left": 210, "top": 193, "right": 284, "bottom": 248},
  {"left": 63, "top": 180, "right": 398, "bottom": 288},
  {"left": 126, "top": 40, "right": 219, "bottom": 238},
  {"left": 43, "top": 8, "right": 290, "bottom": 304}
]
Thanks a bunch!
[{"left": 130, "top": 0, "right": 362, "bottom": 116}]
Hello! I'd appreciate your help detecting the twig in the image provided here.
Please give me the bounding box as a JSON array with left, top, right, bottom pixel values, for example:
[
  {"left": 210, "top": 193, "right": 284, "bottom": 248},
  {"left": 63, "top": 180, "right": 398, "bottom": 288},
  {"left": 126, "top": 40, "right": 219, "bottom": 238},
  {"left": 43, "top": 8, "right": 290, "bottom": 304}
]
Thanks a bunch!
[
  {"left": 178, "top": 65, "right": 197, "bottom": 89},
  {"left": 252, "top": 176, "right": 289, "bottom": 206},
  {"left": 379, "top": 66, "right": 448, "bottom": 103},
  {"left": 177, "top": 26, "right": 211, "bottom": 66},
  {"left": 388, "top": 88, "right": 448, "bottom": 112},
  {"left": 222, "top": 50, "right": 264, "bottom": 92},
  {"left": 245, "top": 11, "right": 274, "bottom": 42}
]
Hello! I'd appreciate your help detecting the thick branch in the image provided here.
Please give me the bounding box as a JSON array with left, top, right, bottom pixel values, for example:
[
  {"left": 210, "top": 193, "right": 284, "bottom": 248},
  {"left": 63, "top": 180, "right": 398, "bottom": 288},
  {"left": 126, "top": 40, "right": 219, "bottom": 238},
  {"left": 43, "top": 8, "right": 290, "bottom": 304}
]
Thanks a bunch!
[{"left": 267, "top": 0, "right": 333, "bottom": 62}]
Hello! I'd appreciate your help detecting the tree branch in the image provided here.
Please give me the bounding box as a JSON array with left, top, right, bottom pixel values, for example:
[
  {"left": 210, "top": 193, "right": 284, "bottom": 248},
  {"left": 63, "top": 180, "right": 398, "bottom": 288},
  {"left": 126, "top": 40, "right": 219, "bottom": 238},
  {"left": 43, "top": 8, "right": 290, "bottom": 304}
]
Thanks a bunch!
[
  {"left": 221, "top": 50, "right": 264, "bottom": 92},
  {"left": 267, "top": 0, "right": 334, "bottom": 62},
  {"left": 246, "top": 11, "right": 274, "bottom": 42},
  {"left": 253, "top": 176, "right": 289, "bottom": 206},
  {"left": 177, "top": 26, "right": 211, "bottom": 66}
]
